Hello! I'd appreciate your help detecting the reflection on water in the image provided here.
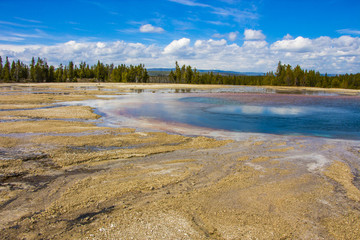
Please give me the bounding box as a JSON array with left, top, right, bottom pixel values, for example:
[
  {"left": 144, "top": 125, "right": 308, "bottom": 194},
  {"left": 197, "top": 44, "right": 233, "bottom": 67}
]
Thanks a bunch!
[
  {"left": 65, "top": 88, "right": 360, "bottom": 140},
  {"left": 206, "top": 104, "right": 348, "bottom": 117},
  {"left": 207, "top": 105, "right": 308, "bottom": 116}
]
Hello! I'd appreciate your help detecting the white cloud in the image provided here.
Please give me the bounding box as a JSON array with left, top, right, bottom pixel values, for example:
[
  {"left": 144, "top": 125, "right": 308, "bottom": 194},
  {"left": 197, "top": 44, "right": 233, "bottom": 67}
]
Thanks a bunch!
[
  {"left": 0, "top": 36, "right": 25, "bottom": 42},
  {"left": 212, "top": 33, "right": 224, "bottom": 39},
  {"left": 212, "top": 8, "right": 258, "bottom": 22},
  {"left": 139, "top": 24, "right": 164, "bottom": 33},
  {"left": 163, "top": 38, "right": 191, "bottom": 55},
  {"left": 243, "top": 40, "right": 268, "bottom": 49},
  {"left": 244, "top": 29, "right": 266, "bottom": 41},
  {"left": 14, "top": 17, "right": 42, "bottom": 24},
  {"left": 168, "top": 0, "right": 210, "bottom": 7},
  {"left": 169, "top": 0, "right": 257, "bottom": 23},
  {"left": 283, "top": 34, "right": 293, "bottom": 40},
  {"left": 0, "top": 20, "right": 27, "bottom": 27},
  {"left": 96, "top": 42, "right": 106, "bottom": 48},
  {"left": 337, "top": 29, "right": 360, "bottom": 35},
  {"left": 271, "top": 37, "right": 313, "bottom": 52},
  {"left": 212, "top": 31, "right": 238, "bottom": 41},
  {"left": 228, "top": 31, "right": 238, "bottom": 41},
  {"left": 1, "top": 34, "right": 360, "bottom": 74},
  {"left": 206, "top": 20, "right": 230, "bottom": 26}
]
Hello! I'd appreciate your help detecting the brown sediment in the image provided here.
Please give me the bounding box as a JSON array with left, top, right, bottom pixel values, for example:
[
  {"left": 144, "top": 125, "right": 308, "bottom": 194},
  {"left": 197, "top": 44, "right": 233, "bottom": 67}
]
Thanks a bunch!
[
  {"left": 0, "top": 137, "right": 21, "bottom": 148},
  {"left": 0, "top": 106, "right": 100, "bottom": 119},
  {"left": 0, "top": 104, "right": 52, "bottom": 110},
  {"left": 49, "top": 135, "right": 232, "bottom": 167},
  {"left": 263, "top": 85, "right": 360, "bottom": 96},
  {"left": 0, "top": 93, "right": 100, "bottom": 105},
  {"left": 251, "top": 156, "right": 272, "bottom": 162},
  {"left": 0, "top": 83, "right": 360, "bottom": 239},
  {"left": 0, "top": 120, "right": 107, "bottom": 133}
]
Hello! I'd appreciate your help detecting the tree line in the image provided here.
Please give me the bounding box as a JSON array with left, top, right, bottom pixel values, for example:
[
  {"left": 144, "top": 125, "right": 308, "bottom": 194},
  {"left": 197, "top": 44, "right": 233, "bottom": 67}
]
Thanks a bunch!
[
  {"left": 0, "top": 56, "right": 149, "bottom": 83},
  {"left": 168, "top": 61, "right": 360, "bottom": 89},
  {"left": 1, "top": 56, "right": 359, "bottom": 89}
]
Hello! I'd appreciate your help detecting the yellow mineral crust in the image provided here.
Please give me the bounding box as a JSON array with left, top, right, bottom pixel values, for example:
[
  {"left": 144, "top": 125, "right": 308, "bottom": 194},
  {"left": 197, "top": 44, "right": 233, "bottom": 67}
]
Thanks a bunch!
[
  {"left": 0, "top": 120, "right": 107, "bottom": 133},
  {"left": 324, "top": 161, "right": 360, "bottom": 202},
  {"left": 0, "top": 106, "right": 100, "bottom": 119},
  {"left": 1, "top": 83, "right": 360, "bottom": 239}
]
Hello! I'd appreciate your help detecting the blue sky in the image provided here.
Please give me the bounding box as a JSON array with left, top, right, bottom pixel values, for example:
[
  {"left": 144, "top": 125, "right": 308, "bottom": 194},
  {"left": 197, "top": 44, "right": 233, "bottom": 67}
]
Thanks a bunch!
[{"left": 0, "top": 0, "right": 359, "bottom": 73}]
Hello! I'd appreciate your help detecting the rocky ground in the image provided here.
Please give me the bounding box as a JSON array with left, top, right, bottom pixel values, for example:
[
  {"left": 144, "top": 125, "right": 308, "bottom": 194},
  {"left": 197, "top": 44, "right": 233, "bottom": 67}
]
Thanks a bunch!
[{"left": 0, "top": 83, "right": 360, "bottom": 239}]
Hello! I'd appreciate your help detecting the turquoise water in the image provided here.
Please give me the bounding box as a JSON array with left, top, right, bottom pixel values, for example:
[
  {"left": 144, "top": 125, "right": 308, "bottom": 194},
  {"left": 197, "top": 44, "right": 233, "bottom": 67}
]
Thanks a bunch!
[
  {"left": 177, "top": 94, "right": 360, "bottom": 139},
  {"left": 72, "top": 89, "right": 360, "bottom": 140}
]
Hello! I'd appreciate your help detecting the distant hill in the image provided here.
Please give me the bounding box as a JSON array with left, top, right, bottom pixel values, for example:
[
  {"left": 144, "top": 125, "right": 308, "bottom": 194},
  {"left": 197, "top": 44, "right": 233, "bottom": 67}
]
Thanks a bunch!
[{"left": 147, "top": 68, "right": 264, "bottom": 76}]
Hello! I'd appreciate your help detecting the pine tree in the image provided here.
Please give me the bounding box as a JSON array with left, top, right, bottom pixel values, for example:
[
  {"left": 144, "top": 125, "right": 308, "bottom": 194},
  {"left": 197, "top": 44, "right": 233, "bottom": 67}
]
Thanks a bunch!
[
  {"left": 175, "top": 61, "right": 181, "bottom": 83},
  {"left": 169, "top": 70, "right": 175, "bottom": 83},
  {"left": 142, "top": 69, "right": 149, "bottom": 83},
  {"left": 185, "top": 65, "right": 193, "bottom": 84},
  {"left": 2, "top": 57, "right": 11, "bottom": 81},
  {"left": 63, "top": 66, "right": 68, "bottom": 81},
  {"left": 16, "top": 60, "right": 21, "bottom": 81},
  {"left": 0, "top": 56, "right": 3, "bottom": 79},
  {"left": 275, "top": 61, "right": 283, "bottom": 77},
  {"left": 49, "top": 66, "right": 55, "bottom": 82},
  {"left": 193, "top": 68, "right": 200, "bottom": 84},
  {"left": 293, "top": 65, "right": 303, "bottom": 86},
  {"left": 96, "top": 60, "right": 106, "bottom": 81},
  {"left": 68, "top": 61, "right": 74, "bottom": 81},
  {"left": 42, "top": 59, "right": 49, "bottom": 82},
  {"left": 34, "top": 57, "right": 43, "bottom": 82},
  {"left": 30, "top": 57, "right": 35, "bottom": 82},
  {"left": 181, "top": 65, "right": 186, "bottom": 83},
  {"left": 285, "top": 64, "right": 293, "bottom": 86},
  {"left": 10, "top": 60, "right": 16, "bottom": 81},
  {"left": 79, "top": 61, "right": 85, "bottom": 79}
]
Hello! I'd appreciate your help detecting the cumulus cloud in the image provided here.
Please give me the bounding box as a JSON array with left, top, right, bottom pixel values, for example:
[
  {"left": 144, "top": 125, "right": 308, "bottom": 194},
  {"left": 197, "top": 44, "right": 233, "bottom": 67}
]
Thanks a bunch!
[
  {"left": 139, "top": 24, "right": 164, "bottom": 33},
  {"left": 244, "top": 29, "right": 266, "bottom": 41},
  {"left": 271, "top": 36, "right": 313, "bottom": 52},
  {"left": 163, "top": 38, "right": 191, "bottom": 55},
  {"left": 0, "top": 40, "right": 161, "bottom": 65},
  {"left": 1, "top": 34, "right": 360, "bottom": 74}
]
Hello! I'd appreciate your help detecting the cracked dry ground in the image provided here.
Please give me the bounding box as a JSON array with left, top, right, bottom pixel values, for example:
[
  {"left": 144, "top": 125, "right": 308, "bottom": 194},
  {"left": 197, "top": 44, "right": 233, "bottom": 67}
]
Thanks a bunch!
[{"left": 0, "top": 83, "right": 360, "bottom": 239}]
